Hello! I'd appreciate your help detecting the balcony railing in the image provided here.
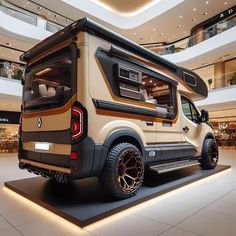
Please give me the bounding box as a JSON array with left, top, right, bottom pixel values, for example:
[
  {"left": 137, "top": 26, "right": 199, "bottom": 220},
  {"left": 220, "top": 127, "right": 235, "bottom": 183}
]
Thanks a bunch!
[
  {"left": 0, "top": 4, "right": 63, "bottom": 33},
  {"left": 0, "top": 61, "right": 24, "bottom": 81},
  {"left": 201, "top": 71, "right": 236, "bottom": 91},
  {"left": 145, "top": 15, "right": 236, "bottom": 55}
]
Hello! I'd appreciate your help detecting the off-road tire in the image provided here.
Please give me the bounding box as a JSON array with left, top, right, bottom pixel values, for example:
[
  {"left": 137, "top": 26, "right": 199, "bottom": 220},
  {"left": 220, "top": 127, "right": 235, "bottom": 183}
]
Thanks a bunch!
[
  {"left": 199, "top": 139, "right": 219, "bottom": 169},
  {"left": 99, "top": 142, "right": 144, "bottom": 199}
]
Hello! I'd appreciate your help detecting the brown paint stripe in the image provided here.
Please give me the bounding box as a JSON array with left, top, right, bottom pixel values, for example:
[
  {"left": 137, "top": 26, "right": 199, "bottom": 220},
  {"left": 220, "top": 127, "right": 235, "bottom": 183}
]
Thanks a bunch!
[{"left": 22, "top": 95, "right": 76, "bottom": 119}]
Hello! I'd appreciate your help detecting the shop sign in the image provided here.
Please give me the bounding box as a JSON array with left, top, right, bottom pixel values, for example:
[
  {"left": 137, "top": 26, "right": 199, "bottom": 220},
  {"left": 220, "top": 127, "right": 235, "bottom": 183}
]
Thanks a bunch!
[
  {"left": 219, "top": 7, "right": 235, "bottom": 19},
  {"left": 0, "top": 111, "right": 21, "bottom": 124}
]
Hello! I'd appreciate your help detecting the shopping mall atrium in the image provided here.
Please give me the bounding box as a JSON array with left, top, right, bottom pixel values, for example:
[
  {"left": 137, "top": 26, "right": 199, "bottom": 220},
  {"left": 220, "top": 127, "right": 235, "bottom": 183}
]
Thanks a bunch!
[{"left": 0, "top": 0, "right": 236, "bottom": 235}]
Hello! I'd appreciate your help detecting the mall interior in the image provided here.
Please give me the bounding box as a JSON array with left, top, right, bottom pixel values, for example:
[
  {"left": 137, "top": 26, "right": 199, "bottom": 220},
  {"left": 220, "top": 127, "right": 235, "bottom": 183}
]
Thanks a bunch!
[{"left": 0, "top": 0, "right": 236, "bottom": 235}]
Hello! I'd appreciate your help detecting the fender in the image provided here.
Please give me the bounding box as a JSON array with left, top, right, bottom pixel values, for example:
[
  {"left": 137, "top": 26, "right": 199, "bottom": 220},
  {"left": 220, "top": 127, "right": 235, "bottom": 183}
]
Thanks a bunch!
[{"left": 95, "top": 128, "right": 145, "bottom": 175}]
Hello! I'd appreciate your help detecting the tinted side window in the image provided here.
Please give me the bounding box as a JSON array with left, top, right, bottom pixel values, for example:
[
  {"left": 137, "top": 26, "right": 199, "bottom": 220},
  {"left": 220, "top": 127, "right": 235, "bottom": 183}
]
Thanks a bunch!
[{"left": 181, "top": 96, "right": 199, "bottom": 123}]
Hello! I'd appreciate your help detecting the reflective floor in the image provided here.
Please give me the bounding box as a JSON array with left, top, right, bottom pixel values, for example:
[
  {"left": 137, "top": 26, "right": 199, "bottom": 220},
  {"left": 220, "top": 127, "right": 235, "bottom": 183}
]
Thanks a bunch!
[{"left": 0, "top": 149, "right": 235, "bottom": 236}]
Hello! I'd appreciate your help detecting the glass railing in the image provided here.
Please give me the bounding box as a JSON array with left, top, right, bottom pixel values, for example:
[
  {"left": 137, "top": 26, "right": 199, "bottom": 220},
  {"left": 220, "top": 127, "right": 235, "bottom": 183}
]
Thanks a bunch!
[
  {"left": 200, "top": 71, "right": 236, "bottom": 91},
  {"left": 0, "top": 5, "right": 37, "bottom": 26},
  {"left": 0, "top": 4, "right": 63, "bottom": 33},
  {"left": 0, "top": 61, "right": 25, "bottom": 81},
  {"left": 145, "top": 15, "right": 236, "bottom": 55}
]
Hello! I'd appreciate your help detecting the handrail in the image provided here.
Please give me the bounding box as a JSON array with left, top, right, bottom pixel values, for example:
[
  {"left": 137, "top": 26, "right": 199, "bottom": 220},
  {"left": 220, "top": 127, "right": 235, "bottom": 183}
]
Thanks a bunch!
[
  {"left": 144, "top": 14, "right": 236, "bottom": 55},
  {"left": 0, "top": 3, "right": 63, "bottom": 33}
]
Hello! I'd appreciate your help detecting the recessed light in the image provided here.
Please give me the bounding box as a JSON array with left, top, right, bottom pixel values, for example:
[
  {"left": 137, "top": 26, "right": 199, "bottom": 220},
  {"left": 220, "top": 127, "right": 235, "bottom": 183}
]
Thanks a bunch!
[
  {"left": 142, "top": 81, "right": 145, "bottom": 85},
  {"left": 224, "top": 1, "right": 227, "bottom": 4},
  {"left": 193, "top": 8, "right": 197, "bottom": 11},
  {"left": 203, "top": 11, "right": 209, "bottom": 15},
  {"left": 177, "top": 25, "right": 181, "bottom": 29},
  {"left": 192, "top": 17, "right": 197, "bottom": 21},
  {"left": 133, "top": 32, "right": 137, "bottom": 36},
  {"left": 153, "top": 28, "right": 156, "bottom": 31},
  {"left": 48, "top": 12, "right": 51, "bottom": 15},
  {"left": 66, "top": 19, "right": 69, "bottom": 22},
  {"left": 6, "top": 42, "right": 12, "bottom": 46},
  {"left": 154, "top": 84, "right": 157, "bottom": 86},
  {"left": 206, "top": 1, "right": 209, "bottom": 4},
  {"left": 38, "top": 6, "right": 42, "bottom": 10},
  {"left": 150, "top": 80, "right": 152, "bottom": 83},
  {"left": 179, "top": 15, "right": 183, "bottom": 19},
  {"left": 23, "top": 5, "right": 26, "bottom": 8}
]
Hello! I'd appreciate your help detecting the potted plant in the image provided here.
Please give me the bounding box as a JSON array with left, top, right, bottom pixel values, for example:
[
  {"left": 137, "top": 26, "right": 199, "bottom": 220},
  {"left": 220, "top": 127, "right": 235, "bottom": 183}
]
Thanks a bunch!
[
  {"left": 208, "top": 78, "right": 213, "bottom": 90},
  {"left": 230, "top": 73, "right": 236, "bottom": 85}
]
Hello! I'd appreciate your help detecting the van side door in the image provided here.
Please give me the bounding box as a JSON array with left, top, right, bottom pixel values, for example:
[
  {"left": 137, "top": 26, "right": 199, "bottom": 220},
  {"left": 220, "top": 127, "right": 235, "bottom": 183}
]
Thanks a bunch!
[{"left": 180, "top": 95, "right": 203, "bottom": 155}]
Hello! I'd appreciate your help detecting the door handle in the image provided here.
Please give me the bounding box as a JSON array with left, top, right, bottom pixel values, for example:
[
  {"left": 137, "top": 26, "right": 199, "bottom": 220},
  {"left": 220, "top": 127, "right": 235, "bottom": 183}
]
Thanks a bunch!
[
  {"left": 183, "top": 126, "right": 190, "bottom": 132},
  {"left": 142, "top": 120, "right": 154, "bottom": 126}
]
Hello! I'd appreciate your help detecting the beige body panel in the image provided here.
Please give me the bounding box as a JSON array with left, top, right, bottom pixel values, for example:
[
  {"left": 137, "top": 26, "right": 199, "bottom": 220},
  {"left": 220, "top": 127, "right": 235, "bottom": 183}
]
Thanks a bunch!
[{"left": 22, "top": 106, "right": 71, "bottom": 132}]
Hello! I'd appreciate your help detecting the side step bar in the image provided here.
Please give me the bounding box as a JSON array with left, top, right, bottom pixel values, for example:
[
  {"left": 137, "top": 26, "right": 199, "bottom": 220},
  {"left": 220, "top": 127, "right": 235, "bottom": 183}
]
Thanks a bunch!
[{"left": 148, "top": 160, "right": 199, "bottom": 174}]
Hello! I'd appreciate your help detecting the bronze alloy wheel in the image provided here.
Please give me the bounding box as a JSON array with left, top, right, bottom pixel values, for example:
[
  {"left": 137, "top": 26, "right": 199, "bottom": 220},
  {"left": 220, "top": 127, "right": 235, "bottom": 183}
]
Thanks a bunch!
[
  {"left": 209, "top": 141, "right": 219, "bottom": 164},
  {"left": 116, "top": 149, "right": 143, "bottom": 193}
]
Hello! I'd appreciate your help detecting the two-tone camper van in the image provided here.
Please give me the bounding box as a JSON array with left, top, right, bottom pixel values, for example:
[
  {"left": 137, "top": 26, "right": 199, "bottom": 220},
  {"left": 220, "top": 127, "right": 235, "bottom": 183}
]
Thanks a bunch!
[{"left": 18, "top": 18, "right": 218, "bottom": 199}]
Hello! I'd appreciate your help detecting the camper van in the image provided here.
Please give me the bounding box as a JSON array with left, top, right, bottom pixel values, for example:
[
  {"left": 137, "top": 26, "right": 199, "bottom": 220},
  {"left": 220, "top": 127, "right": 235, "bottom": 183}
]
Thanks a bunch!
[{"left": 18, "top": 18, "right": 218, "bottom": 199}]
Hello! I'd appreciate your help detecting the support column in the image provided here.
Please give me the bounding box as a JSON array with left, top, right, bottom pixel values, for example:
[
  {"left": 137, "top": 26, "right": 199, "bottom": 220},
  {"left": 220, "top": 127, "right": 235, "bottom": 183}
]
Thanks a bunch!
[{"left": 214, "top": 62, "right": 225, "bottom": 89}]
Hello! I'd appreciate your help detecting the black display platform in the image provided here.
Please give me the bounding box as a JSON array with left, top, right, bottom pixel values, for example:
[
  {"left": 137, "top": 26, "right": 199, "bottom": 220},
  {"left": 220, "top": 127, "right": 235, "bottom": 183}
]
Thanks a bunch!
[{"left": 5, "top": 165, "right": 230, "bottom": 227}]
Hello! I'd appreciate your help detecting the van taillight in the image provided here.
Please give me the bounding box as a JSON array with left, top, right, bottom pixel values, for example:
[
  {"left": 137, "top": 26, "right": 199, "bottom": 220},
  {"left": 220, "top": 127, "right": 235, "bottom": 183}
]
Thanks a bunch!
[{"left": 71, "top": 103, "right": 87, "bottom": 143}]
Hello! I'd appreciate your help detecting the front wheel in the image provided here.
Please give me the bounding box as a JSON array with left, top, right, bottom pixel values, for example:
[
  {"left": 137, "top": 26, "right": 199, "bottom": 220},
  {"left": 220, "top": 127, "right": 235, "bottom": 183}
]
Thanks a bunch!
[
  {"left": 199, "top": 139, "right": 219, "bottom": 169},
  {"left": 99, "top": 142, "right": 144, "bottom": 199}
]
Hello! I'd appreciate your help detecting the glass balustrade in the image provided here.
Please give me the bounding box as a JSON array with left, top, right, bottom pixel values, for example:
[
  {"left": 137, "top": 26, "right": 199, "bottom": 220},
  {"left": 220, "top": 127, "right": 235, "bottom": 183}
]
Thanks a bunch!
[
  {"left": 145, "top": 15, "right": 236, "bottom": 55},
  {"left": 0, "top": 4, "right": 63, "bottom": 33}
]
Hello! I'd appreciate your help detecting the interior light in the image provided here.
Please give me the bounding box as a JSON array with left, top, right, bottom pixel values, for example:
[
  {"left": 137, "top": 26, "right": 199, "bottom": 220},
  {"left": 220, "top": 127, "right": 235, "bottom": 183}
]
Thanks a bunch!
[
  {"left": 192, "top": 17, "right": 197, "bottom": 21},
  {"left": 224, "top": 1, "right": 227, "bottom": 4},
  {"left": 206, "top": 1, "right": 209, "bottom": 4},
  {"left": 193, "top": 8, "right": 196, "bottom": 11},
  {"left": 153, "top": 28, "right": 156, "bottom": 31},
  {"left": 150, "top": 80, "right": 152, "bottom": 83},
  {"left": 203, "top": 11, "right": 209, "bottom": 15},
  {"left": 179, "top": 15, "right": 183, "bottom": 19}
]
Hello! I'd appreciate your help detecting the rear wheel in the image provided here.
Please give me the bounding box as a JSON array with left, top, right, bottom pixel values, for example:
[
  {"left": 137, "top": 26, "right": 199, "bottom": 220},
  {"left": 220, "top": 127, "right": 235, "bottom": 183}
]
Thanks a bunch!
[
  {"left": 99, "top": 142, "right": 144, "bottom": 199},
  {"left": 199, "top": 139, "right": 219, "bottom": 169}
]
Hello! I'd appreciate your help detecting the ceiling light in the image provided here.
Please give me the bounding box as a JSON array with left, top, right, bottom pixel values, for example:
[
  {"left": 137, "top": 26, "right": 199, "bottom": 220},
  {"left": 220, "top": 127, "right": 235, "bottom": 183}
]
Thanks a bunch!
[
  {"left": 133, "top": 32, "right": 137, "bottom": 36},
  {"left": 23, "top": 5, "right": 26, "bottom": 8},
  {"left": 142, "top": 81, "right": 145, "bottom": 85},
  {"left": 206, "top": 1, "right": 209, "bottom": 4},
  {"left": 66, "top": 19, "right": 69, "bottom": 22},
  {"left": 224, "top": 1, "right": 227, "bottom": 4},
  {"left": 48, "top": 12, "right": 51, "bottom": 15},
  {"left": 6, "top": 42, "right": 12, "bottom": 46},
  {"left": 38, "top": 6, "right": 42, "bottom": 10},
  {"left": 193, "top": 8, "right": 197, "bottom": 11},
  {"left": 153, "top": 28, "right": 156, "bottom": 31},
  {"left": 154, "top": 84, "right": 157, "bottom": 86},
  {"left": 150, "top": 80, "right": 152, "bottom": 83},
  {"left": 192, "top": 17, "right": 197, "bottom": 21},
  {"left": 203, "top": 11, "right": 209, "bottom": 15},
  {"left": 177, "top": 25, "right": 181, "bottom": 29},
  {"left": 179, "top": 15, "right": 183, "bottom": 19}
]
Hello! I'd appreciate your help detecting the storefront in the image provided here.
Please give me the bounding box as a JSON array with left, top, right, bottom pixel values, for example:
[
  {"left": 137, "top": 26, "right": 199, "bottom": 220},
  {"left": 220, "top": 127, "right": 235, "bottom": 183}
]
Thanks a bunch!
[
  {"left": 190, "top": 5, "right": 236, "bottom": 45},
  {"left": 212, "top": 121, "right": 236, "bottom": 148},
  {"left": 0, "top": 111, "right": 20, "bottom": 153}
]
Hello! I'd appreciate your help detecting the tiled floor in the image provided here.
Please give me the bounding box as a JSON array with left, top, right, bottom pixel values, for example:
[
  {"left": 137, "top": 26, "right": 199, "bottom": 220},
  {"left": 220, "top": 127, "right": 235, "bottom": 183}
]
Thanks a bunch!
[{"left": 0, "top": 149, "right": 235, "bottom": 236}]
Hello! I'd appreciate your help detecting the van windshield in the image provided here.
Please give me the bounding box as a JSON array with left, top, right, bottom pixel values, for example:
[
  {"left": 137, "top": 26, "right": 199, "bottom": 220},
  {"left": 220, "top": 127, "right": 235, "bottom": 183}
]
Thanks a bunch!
[{"left": 23, "top": 49, "right": 73, "bottom": 111}]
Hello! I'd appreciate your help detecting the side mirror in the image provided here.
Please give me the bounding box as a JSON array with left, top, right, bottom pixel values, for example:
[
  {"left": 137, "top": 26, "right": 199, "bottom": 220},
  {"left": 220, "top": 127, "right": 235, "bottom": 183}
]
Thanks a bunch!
[{"left": 200, "top": 109, "right": 209, "bottom": 122}]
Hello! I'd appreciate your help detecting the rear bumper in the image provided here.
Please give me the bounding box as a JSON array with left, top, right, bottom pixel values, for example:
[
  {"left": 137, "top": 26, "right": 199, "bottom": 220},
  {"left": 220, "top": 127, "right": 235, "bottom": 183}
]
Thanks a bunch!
[{"left": 19, "top": 136, "right": 103, "bottom": 178}]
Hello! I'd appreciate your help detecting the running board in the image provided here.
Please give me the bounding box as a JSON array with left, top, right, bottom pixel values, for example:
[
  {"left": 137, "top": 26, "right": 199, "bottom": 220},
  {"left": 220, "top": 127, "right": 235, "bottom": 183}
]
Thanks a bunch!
[{"left": 148, "top": 160, "right": 199, "bottom": 174}]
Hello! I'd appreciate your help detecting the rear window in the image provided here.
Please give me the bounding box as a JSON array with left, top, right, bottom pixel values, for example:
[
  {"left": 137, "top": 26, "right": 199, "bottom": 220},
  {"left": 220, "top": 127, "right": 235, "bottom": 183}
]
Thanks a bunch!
[{"left": 23, "top": 47, "right": 74, "bottom": 111}]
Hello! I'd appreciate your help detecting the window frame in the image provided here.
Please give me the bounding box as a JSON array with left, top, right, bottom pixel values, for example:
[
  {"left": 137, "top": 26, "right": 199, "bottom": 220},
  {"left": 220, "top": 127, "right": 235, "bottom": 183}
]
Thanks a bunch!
[{"left": 181, "top": 95, "right": 200, "bottom": 124}]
